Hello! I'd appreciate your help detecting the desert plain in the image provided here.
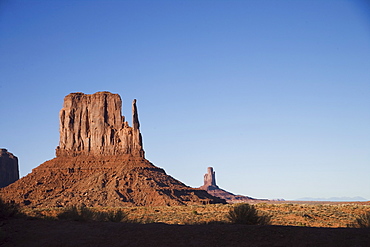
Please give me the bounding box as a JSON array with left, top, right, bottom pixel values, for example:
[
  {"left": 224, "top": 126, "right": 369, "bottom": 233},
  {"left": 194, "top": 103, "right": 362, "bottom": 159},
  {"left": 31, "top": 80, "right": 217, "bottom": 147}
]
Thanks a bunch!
[{"left": 1, "top": 200, "right": 370, "bottom": 247}]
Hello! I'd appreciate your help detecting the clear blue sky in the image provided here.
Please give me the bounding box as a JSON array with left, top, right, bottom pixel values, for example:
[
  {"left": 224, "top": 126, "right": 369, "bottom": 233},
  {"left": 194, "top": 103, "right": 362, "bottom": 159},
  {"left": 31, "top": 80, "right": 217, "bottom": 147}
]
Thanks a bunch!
[{"left": 1, "top": 0, "right": 369, "bottom": 200}]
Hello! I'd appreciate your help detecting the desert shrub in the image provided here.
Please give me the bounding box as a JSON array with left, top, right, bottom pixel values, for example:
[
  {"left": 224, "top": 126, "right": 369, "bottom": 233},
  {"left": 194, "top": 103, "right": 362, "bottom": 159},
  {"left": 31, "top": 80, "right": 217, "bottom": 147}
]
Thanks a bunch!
[
  {"left": 57, "top": 206, "right": 84, "bottom": 221},
  {"left": 57, "top": 206, "right": 102, "bottom": 221},
  {"left": 80, "top": 206, "right": 103, "bottom": 221},
  {"left": 57, "top": 206, "right": 130, "bottom": 222},
  {"left": 348, "top": 211, "right": 370, "bottom": 228},
  {"left": 227, "top": 203, "right": 271, "bottom": 225},
  {"left": 106, "top": 209, "right": 128, "bottom": 222},
  {"left": 134, "top": 215, "right": 155, "bottom": 224},
  {"left": 0, "top": 198, "right": 23, "bottom": 220}
]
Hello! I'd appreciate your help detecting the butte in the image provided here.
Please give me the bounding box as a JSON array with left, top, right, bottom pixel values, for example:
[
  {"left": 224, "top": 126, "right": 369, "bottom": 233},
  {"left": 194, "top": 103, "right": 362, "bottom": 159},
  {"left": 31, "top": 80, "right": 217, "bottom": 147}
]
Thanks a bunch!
[
  {"left": 0, "top": 149, "right": 19, "bottom": 188},
  {"left": 199, "top": 167, "right": 267, "bottom": 203},
  {"left": 0, "top": 92, "right": 225, "bottom": 207}
]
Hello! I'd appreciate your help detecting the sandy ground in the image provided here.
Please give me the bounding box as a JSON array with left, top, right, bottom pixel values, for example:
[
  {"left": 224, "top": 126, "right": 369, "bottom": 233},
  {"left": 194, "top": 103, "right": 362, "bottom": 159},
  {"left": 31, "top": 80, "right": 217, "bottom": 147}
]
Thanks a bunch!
[{"left": 1, "top": 218, "right": 370, "bottom": 247}]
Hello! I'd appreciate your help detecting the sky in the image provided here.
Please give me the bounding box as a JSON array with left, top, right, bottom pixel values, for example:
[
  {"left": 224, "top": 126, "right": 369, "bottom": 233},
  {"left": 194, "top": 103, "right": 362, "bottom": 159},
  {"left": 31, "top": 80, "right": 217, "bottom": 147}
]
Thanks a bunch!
[{"left": 1, "top": 0, "right": 369, "bottom": 201}]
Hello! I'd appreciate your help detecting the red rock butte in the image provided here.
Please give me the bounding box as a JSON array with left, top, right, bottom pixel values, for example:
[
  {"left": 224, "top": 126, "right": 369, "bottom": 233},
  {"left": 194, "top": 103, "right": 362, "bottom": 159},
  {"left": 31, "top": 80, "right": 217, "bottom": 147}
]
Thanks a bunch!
[
  {"left": 56, "top": 92, "right": 144, "bottom": 157},
  {"left": 0, "top": 149, "right": 19, "bottom": 188},
  {"left": 0, "top": 92, "right": 225, "bottom": 207}
]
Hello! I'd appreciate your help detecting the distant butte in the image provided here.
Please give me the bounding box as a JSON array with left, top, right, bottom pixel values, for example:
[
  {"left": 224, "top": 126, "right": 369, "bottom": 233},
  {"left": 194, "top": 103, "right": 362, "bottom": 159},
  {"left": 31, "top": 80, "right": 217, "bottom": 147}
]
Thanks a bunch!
[
  {"left": 0, "top": 92, "right": 225, "bottom": 207},
  {"left": 199, "top": 167, "right": 267, "bottom": 203},
  {"left": 0, "top": 149, "right": 19, "bottom": 188}
]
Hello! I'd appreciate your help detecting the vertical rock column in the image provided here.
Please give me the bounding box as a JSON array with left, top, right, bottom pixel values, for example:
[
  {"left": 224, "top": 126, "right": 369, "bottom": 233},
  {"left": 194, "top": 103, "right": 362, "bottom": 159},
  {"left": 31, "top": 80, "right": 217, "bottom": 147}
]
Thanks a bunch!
[
  {"left": 0, "top": 149, "right": 20, "bottom": 188},
  {"left": 203, "top": 167, "right": 217, "bottom": 188},
  {"left": 131, "top": 99, "right": 144, "bottom": 157}
]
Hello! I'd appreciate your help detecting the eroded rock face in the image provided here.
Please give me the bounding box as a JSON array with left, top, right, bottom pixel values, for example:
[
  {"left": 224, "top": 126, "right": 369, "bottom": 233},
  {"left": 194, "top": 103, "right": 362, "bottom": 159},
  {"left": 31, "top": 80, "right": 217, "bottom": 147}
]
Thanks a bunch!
[
  {"left": 0, "top": 149, "right": 19, "bottom": 188},
  {"left": 56, "top": 92, "right": 144, "bottom": 157}
]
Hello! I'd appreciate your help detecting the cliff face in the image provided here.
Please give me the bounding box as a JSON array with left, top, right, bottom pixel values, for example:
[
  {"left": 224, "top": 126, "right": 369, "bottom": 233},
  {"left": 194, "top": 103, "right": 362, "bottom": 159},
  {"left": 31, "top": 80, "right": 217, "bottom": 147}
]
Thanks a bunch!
[
  {"left": 0, "top": 92, "right": 225, "bottom": 207},
  {"left": 56, "top": 92, "right": 144, "bottom": 157},
  {"left": 0, "top": 149, "right": 19, "bottom": 188}
]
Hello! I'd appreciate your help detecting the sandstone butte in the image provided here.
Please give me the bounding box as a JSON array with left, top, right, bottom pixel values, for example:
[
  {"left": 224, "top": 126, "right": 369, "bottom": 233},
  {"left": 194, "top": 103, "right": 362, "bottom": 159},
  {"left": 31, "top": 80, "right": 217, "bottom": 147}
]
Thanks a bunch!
[
  {"left": 0, "top": 92, "right": 225, "bottom": 207},
  {"left": 0, "top": 149, "right": 19, "bottom": 188},
  {"left": 199, "top": 167, "right": 266, "bottom": 203}
]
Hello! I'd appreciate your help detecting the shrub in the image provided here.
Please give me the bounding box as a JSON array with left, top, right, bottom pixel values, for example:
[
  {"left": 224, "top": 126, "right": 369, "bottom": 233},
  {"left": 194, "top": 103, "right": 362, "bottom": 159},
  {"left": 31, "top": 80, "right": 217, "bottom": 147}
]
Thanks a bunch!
[
  {"left": 0, "top": 198, "right": 23, "bottom": 220},
  {"left": 227, "top": 203, "right": 271, "bottom": 225},
  {"left": 57, "top": 206, "right": 129, "bottom": 222},
  {"left": 348, "top": 211, "right": 370, "bottom": 228},
  {"left": 106, "top": 209, "right": 128, "bottom": 222},
  {"left": 57, "top": 205, "right": 103, "bottom": 221},
  {"left": 57, "top": 205, "right": 86, "bottom": 221}
]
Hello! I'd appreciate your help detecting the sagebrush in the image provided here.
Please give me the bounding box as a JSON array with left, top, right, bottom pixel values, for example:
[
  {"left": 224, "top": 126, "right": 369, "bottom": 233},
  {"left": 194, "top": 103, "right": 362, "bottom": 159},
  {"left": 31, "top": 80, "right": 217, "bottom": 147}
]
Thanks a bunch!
[
  {"left": 348, "top": 211, "right": 370, "bottom": 228},
  {"left": 227, "top": 203, "right": 271, "bottom": 225},
  {"left": 57, "top": 206, "right": 129, "bottom": 222},
  {"left": 0, "top": 198, "right": 23, "bottom": 219}
]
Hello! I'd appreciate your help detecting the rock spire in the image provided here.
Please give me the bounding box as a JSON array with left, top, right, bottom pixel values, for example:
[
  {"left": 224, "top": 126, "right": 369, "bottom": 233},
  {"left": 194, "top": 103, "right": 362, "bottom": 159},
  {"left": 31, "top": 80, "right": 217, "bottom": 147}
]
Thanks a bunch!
[
  {"left": 0, "top": 149, "right": 19, "bottom": 188},
  {"left": 203, "top": 167, "right": 218, "bottom": 189},
  {"left": 200, "top": 167, "right": 260, "bottom": 203},
  {"left": 56, "top": 92, "right": 144, "bottom": 157}
]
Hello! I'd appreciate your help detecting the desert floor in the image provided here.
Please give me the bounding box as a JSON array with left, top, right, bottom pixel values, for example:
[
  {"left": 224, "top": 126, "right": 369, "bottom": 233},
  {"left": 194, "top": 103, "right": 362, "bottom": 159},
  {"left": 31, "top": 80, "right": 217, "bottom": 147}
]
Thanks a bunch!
[{"left": 1, "top": 201, "right": 370, "bottom": 247}]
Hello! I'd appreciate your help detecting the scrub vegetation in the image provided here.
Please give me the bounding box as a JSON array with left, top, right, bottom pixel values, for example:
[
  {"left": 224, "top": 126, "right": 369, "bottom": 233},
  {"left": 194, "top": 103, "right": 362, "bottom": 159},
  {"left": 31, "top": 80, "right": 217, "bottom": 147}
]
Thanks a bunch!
[{"left": 19, "top": 202, "right": 370, "bottom": 228}]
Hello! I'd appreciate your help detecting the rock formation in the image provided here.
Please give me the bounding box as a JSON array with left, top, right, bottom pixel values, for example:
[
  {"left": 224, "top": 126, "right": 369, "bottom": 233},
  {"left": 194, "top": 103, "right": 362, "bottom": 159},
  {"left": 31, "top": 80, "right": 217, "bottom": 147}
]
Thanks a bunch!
[
  {"left": 200, "top": 167, "right": 263, "bottom": 203},
  {"left": 0, "top": 149, "right": 19, "bottom": 188},
  {"left": 56, "top": 92, "right": 144, "bottom": 157},
  {"left": 0, "top": 92, "right": 225, "bottom": 207},
  {"left": 203, "top": 167, "right": 217, "bottom": 189}
]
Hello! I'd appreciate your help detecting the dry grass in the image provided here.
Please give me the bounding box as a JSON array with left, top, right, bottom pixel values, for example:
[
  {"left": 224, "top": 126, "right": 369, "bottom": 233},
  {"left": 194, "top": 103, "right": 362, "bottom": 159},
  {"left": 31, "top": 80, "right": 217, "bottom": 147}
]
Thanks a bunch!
[
  {"left": 255, "top": 203, "right": 369, "bottom": 227},
  {"left": 22, "top": 202, "right": 370, "bottom": 227}
]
